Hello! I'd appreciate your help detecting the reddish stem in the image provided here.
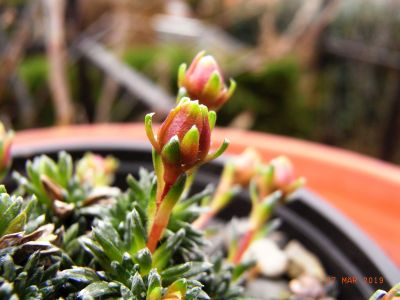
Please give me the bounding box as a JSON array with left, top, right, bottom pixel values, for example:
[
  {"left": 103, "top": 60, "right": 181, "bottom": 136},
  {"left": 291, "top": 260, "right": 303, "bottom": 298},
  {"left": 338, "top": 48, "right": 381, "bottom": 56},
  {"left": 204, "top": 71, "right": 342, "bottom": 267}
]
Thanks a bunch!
[
  {"left": 147, "top": 183, "right": 174, "bottom": 253},
  {"left": 233, "top": 228, "right": 255, "bottom": 264},
  {"left": 147, "top": 219, "right": 165, "bottom": 253},
  {"left": 192, "top": 210, "right": 215, "bottom": 230},
  {"left": 157, "top": 182, "right": 172, "bottom": 208}
]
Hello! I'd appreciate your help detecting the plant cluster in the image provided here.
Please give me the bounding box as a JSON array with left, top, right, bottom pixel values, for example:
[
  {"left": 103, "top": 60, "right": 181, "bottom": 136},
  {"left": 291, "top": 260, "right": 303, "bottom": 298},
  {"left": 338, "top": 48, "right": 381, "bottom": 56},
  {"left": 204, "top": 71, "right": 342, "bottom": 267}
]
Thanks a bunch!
[{"left": 0, "top": 52, "right": 394, "bottom": 300}]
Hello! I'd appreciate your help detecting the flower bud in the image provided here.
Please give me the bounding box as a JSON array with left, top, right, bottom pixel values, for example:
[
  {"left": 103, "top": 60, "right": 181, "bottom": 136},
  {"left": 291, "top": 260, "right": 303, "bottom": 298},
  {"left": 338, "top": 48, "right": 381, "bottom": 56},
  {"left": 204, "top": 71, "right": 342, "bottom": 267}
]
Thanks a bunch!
[
  {"left": 255, "top": 156, "right": 305, "bottom": 198},
  {"left": 145, "top": 97, "right": 229, "bottom": 186},
  {"left": 232, "top": 147, "right": 262, "bottom": 187},
  {"left": 76, "top": 153, "right": 118, "bottom": 187},
  {"left": 270, "top": 156, "right": 296, "bottom": 190},
  {"left": 178, "top": 51, "right": 236, "bottom": 111},
  {"left": 0, "top": 123, "right": 14, "bottom": 181}
]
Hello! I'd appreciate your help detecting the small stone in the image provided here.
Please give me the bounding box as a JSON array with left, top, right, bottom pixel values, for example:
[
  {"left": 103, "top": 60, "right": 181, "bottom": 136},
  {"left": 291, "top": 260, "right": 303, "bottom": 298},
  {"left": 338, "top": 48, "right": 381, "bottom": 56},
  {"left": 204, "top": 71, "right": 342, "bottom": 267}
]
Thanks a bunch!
[
  {"left": 289, "top": 274, "right": 325, "bottom": 299},
  {"left": 243, "top": 238, "right": 288, "bottom": 277},
  {"left": 284, "top": 240, "right": 326, "bottom": 281},
  {"left": 268, "top": 231, "right": 289, "bottom": 248},
  {"left": 246, "top": 278, "right": 290, "bottom": 300}
]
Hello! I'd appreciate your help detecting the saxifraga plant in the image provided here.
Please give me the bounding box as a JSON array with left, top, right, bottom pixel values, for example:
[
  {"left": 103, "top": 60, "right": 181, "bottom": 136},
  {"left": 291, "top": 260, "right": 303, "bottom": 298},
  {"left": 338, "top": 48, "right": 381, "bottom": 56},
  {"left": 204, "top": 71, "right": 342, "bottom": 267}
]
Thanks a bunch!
[
  {"left": 0, "top": 51, "right": 251, "bottom": 299},
  {"left": 6, "top": 51, "right": 395, "bottom": 300},
  {"left": 0, "top": 185, "right": 71, "bottom": 299}
]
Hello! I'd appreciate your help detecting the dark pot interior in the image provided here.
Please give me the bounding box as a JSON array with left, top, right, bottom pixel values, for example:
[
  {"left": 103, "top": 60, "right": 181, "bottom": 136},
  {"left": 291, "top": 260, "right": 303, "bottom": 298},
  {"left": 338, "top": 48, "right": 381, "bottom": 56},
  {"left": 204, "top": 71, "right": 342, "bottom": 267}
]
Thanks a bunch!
[{"left": 5, "top": 141, "right": 399, "bottom": 300}]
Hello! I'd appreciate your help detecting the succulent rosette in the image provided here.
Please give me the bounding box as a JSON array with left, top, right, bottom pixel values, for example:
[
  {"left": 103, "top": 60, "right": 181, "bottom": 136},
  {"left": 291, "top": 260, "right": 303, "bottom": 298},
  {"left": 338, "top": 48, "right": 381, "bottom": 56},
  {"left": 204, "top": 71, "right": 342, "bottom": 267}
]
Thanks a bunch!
[
  {"left": 178, "top": 51, "right": 236, "bottom": 111},
  {"left": 76, "top": 152, "right": 118, "bottom": 187},
  {"left": 0, "top": 122, "right": 14, "bottom": 181}
]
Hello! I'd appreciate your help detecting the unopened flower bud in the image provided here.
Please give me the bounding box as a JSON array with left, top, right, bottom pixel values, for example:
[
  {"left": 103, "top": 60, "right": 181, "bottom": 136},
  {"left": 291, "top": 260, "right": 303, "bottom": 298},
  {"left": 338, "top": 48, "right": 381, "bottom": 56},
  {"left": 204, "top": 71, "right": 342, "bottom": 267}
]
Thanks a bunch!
[
  {"left": 76, "top": 153, "right": 118, "bottom": 187},
  {"left": 255, "top": 156, "right": 305, "bottom": 198},
  {"left": 178, "top": 51, "right": 236, "bottom": 111},
  {"left": 145, "top": 97, "right": 229, "bottom": 187},
  {"left": 270, "top": 156, "right": 296, "bottom": 190},
  {"left": 0, "top": 123, "right": 14, "bottom": 181},
  {"left": 232, "top": 148, "right": 262, "bottom": 187}
]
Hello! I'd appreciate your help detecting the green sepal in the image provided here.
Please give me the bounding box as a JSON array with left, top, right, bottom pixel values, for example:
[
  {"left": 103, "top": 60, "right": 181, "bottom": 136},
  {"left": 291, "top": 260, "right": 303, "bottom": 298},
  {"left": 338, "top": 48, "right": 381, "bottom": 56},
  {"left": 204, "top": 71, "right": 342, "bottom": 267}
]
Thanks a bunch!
[
  {"left": 145, "top": 113, "right": 159, "bottom": 151},
  {"left": 226, "top": 78, "right": 237, "bottom": 99},
  {"left": 178, "top": 96, "right": 191, "bottom": 106},
  {"left": 202, "top": 71, "right": 221, "bottom": 97},
  {"left": 161, "top": 135, "right": 181, "bottom": 165},
  {"left": 205, "top": 138, "right": 230, "bottom": 162},
  {"left": 208, "top": 111, "right": 217, "bottom": 130},
  {"left": 187, "top": 100, "right": 202, "bottom": 117},
  {"left": 178, "top": 63, "right": 187, "bottom": 87},
  {"left": 181, "top": 126, "right": 200, "bottom": 158}
]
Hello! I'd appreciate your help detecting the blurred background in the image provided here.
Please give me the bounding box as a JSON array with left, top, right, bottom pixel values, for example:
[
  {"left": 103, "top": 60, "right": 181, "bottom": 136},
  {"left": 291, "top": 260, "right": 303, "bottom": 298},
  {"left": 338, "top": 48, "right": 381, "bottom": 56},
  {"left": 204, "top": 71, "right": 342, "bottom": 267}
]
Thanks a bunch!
[{"left": 1, "top": 0, "right": 400, "bottom": 164}]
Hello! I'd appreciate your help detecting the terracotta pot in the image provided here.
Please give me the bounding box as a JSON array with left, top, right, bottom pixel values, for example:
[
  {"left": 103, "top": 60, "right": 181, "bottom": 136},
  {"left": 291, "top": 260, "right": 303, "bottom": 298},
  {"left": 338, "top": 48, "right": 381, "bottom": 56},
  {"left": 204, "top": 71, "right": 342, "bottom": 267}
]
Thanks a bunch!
[
  {"left": 12, "top": 124, "right": 400, "bottom": 263},
  {"left": 7, "top": 124, "right": 400, "bottom": 299}
]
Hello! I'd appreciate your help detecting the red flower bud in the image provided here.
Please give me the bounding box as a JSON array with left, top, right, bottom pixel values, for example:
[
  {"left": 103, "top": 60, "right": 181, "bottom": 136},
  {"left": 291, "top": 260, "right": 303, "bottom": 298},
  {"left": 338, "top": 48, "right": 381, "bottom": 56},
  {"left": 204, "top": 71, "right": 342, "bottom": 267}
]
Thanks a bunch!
[
  {"left": 270, "top": 156, "right": 296, "bottom": 190},
  {"left": 178, "top": 51, "right": 236, "bottom": 111},
  {"left": 232, "top": 147, "right": 262, "bottom": 187},
  {"left": 254, "top": 156, "right": 305, "bottom": 199},
  {"left": 0, "top": 123, "right": 13, "bottom": 180},
  {"left": 145, "top": 97, "right": 229, "bottom": 186}
]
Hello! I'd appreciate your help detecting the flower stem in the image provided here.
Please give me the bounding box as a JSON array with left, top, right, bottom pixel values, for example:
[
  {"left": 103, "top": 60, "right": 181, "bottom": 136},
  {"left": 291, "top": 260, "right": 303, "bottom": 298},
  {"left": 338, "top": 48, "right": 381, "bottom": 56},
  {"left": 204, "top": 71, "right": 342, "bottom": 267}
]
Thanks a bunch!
[
  {"left": 148, "top": 184, "right": 172, "bottom": 252},
  {"left": 147, "top": 174, "right": 186, "bottom": 253},
  {"left": 192, "top": 209, "right": 215, "bottom": 230},
  {"left": 232, "top": 228, "right": 255, "bottom": 264}
]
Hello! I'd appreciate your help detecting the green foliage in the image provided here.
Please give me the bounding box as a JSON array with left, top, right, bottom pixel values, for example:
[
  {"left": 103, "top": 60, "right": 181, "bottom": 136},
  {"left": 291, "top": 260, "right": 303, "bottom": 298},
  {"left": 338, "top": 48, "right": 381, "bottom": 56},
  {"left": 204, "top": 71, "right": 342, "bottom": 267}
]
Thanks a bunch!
[
  {"left": 0, "top": 187, "right": 70, "bottom": 299},
  {"left": 13, "top": 151, "right": 119, "bottom": 220},
  {"left": 4, "top": 154, "right": 251, "bottom": 299}
]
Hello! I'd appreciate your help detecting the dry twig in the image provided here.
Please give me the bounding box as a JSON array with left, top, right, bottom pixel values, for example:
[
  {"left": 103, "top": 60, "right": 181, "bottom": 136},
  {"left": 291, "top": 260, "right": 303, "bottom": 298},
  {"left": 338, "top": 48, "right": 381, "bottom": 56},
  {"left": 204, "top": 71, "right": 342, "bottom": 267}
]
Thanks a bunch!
[{"left": 42, "top": 0, "right": 74, "bottom": 125}]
